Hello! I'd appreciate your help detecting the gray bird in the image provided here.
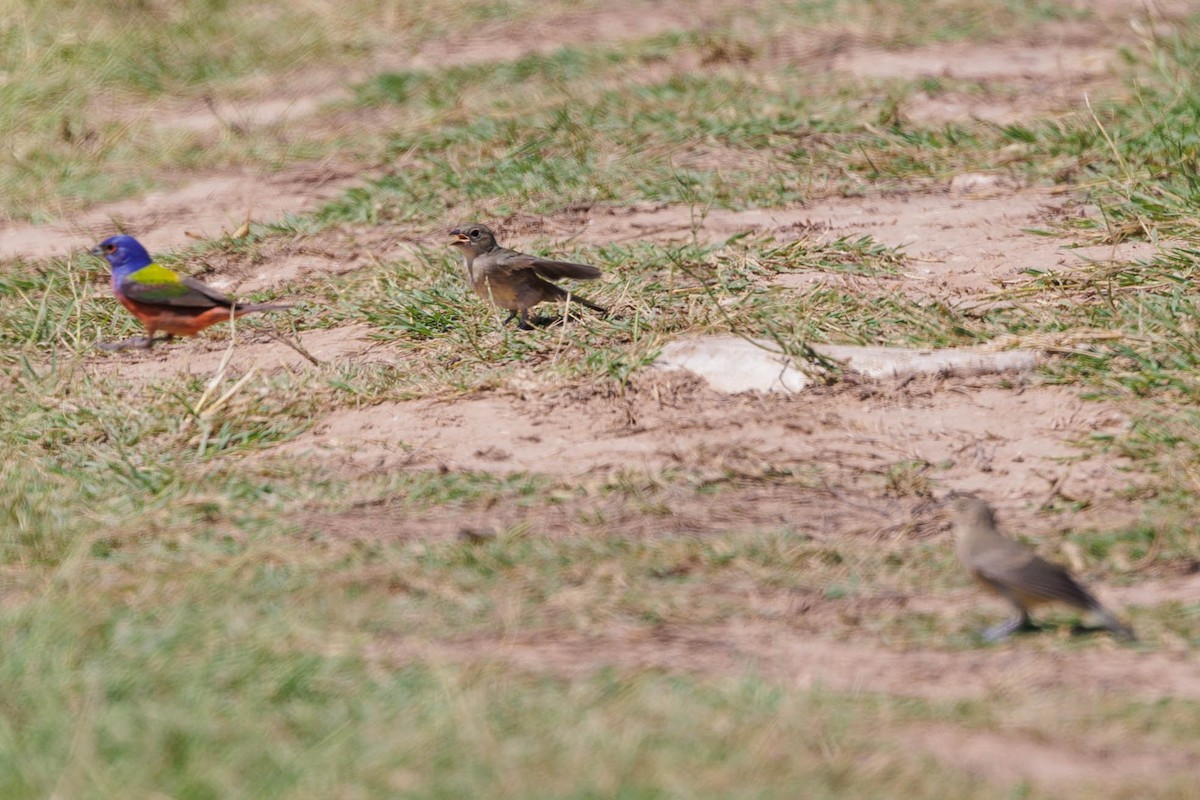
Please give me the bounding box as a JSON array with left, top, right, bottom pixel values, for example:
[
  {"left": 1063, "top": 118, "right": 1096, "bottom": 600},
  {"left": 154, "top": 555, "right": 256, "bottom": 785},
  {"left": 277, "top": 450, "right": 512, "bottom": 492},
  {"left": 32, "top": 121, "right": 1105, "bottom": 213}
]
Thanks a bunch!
[
  {"left": 448, "top": 223, "right": 607, "bottom": 329},
  {"left": 948, "top": 494, "right": 1134, "bottom": 642}
]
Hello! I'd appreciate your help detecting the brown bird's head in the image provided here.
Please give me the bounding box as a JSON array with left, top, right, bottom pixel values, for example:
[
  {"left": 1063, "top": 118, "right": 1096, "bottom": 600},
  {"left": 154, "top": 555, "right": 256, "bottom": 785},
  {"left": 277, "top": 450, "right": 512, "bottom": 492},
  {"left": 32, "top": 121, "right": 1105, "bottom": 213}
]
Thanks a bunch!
[
  {"left": 945, "top": 493, "right": 999, "bottom": 541},
  {"left": 448, "top": 223, "right": 498, "bottom": 257},
  {"left": 944, "top": 493, "right": 1007, "bottom": 569}
]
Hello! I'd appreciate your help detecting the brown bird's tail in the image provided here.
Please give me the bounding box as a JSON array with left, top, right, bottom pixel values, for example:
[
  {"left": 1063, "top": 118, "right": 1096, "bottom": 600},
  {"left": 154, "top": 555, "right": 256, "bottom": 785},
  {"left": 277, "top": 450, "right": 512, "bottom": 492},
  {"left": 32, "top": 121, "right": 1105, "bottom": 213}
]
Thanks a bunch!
[
  {"left": 1070, "top": 575, "right": 1136, "bottom": 641},
  {"left": 1040, "top": 568, "right": 1136, "bottom": 641},
  {"left": 1090, "top": 603, "right": 1136, "bottom": 641},
  {"left": 566, "top": 293, "right": 607, "bottom": 315},
  {"left": 533, "top": 259, "right": 602, "bottom": 281}
]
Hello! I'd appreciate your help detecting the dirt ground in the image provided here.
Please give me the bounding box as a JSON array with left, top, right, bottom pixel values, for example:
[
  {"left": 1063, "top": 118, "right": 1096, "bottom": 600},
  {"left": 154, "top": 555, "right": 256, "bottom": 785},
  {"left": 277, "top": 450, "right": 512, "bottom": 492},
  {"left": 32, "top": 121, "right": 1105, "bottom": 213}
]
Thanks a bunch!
[{"left": 10, "top": 1, "right": 1199, "bottom": 790}]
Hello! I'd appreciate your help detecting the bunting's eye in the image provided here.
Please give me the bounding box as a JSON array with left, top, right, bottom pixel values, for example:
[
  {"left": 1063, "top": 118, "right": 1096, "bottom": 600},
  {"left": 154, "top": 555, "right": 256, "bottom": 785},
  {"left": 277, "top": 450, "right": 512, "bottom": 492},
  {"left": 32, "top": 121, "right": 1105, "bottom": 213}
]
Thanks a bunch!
[{"left": 104, "top": 243, "right": 116, "bottom": 253}]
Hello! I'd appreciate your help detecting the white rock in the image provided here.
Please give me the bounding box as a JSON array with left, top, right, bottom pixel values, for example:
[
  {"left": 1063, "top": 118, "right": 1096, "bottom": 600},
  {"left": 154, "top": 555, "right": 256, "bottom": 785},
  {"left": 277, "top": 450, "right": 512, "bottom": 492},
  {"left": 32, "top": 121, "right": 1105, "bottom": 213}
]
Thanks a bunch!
[
  {"left": 948, "top": 172, "right": 1016, "bottom": 195},
  {"left": 655, "top": 337, "right": 1041, "bottom": 393}
]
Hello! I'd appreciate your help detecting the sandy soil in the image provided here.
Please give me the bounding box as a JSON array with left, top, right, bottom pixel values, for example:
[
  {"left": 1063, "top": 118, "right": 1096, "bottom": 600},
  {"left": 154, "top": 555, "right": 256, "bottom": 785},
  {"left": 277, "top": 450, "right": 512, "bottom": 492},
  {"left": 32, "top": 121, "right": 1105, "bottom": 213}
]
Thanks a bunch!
[
  {"left": 491, "top": 190, "right": 1162, "bottom": 297},
  {"left": 0, "top": 162, "right": 358, "bottom": 260},
  {"left": 283, "top": 371, "right": 1138, "bottom": 517}
]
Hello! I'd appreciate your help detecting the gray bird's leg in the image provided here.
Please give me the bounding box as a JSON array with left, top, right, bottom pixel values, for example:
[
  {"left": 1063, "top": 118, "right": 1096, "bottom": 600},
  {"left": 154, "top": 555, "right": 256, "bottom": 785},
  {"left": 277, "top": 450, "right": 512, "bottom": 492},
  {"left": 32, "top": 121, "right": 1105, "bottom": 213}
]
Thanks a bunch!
[
  {"left": 504, "top": 311, "right": 519, "bottom": 326},
  {"left": 98, "top": 335, "right": 157, "bottom": 351},
  {"left": 517, "top": 309, "right": 533, "bottom": 330},
  {"left": 139, "top": 333, "right": 175, "bottom": 349}
]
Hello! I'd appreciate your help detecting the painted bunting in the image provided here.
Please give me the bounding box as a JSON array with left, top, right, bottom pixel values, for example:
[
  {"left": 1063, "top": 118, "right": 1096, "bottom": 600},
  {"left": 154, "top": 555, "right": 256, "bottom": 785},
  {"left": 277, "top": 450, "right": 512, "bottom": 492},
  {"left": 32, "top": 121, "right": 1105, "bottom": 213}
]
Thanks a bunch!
[
  {"left": 948, "top": 494, "right": 1134, "bottom": 641},
  {"left": 91, "top": 234, "right": 291, "bottom": 350},
  {"left": 449, "top": 223, "right": 606, "bottom": 329}
]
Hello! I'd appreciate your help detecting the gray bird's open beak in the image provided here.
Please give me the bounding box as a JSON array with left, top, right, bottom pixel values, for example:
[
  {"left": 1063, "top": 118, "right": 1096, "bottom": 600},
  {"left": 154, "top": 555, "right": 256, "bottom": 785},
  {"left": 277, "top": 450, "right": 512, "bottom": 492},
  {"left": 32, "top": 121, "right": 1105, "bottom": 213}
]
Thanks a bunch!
[{"left": 449, "top": 229, "right": 469, "bottom": 247}]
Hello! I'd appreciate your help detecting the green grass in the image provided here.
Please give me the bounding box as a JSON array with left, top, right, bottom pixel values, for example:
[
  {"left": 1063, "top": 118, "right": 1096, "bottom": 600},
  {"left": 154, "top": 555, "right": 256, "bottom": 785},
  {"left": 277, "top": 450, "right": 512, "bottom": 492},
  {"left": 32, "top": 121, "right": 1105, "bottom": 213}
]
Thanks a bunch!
[
  {"left": 0, "top": 638, "right": 1070, "bottom": 800},
  {"left": 6, "top": 0, "right": 1200, "bottom": 796},
  {"left": 0, "top": 0, "right": 1133, "bottom": 220},
  {"left": 0, "top": 0, "right": 667, "bottom": 219},
  {"left": 0, "top": 467, "right": 1195, "bottom": 797}
]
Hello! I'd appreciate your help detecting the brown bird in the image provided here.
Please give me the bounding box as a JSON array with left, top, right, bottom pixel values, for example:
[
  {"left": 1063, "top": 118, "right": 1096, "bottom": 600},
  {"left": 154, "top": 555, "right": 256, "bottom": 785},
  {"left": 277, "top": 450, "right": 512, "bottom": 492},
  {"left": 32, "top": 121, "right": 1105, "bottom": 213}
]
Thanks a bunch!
[
  {"left": 948, "top": 494, "right": 1134, "bottom": 642},
  {"left": 448, "top": 223, "right": 606, "bottom": 329}
]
